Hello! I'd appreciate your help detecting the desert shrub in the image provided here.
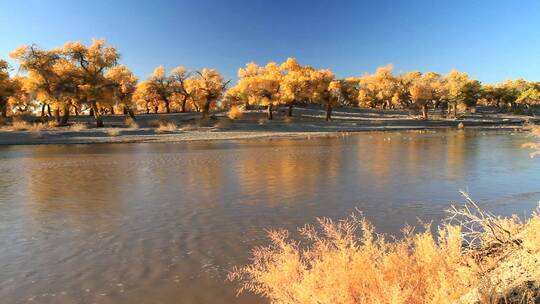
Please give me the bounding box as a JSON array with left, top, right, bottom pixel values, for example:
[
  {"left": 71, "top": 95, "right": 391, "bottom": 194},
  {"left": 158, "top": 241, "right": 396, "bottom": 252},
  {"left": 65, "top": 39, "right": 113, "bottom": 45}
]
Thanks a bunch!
[
  {"left": 228, "top": 105, "right": 244, "bottom": 120},
  {"left": 10, "top": 120, "right": 31, "bottom": 130},
  {"left": 179, "top": 124, "right": 198, "bottom": 131},
  {"left": 107, "top": 128, "right": 121, "bottom": 136},
  {"left": 523, "top": 126, "right": 540, "bottom": 157},
  {"left": 156, "top": 121, "right": 177, "bottom": 133},
  {"left": 28, "top": 123, "right": 46, "bottom": 133},
  {"left": 69, "top": 122, "right": 87, "bottom": 132},
  {"left": 230, "top": 195, "right": 540, "bottom": 304},
  {"left": 457, "top": 103, "right": 469, "bottom": 113},
  {"left": 214, "top": 119, "right": 231, "bottom": 130},
  {"left": 124, "top": 117, "right": 139, "bottom": 129}
]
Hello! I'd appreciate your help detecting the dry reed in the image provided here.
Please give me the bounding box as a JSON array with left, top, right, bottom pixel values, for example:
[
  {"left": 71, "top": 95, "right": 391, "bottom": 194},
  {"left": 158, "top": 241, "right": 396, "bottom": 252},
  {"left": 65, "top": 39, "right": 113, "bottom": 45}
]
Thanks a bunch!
[
  {"left": 229, "top": 193, "right": 540, "bottom": 304},
  {"left": 155, "top": 121, "right": 177, "bottom": 133}
]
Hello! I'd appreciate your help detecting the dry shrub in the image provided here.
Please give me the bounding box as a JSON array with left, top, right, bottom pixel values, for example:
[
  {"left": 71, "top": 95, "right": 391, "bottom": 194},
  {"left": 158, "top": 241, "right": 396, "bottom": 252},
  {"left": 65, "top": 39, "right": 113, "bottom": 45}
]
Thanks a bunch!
[
  {"left": 124, "top": 117, "right": 139, "bottom": 129},
  {"left": 179, "top": 124, "right": 199, "bottom": 131},
  {"left": 28, "top": 123, "right": 46, "bottom": 134},
  {"left": 457, "top": 103, "right": 469, "bottom": 113},
  {"left": 69, "top": 122, "right": 87, "bottom": 132},
  {"left": 458, "top": 122, "right": 465, "bottom": 129},
  {"left": 228, "top": 105, "right": 244, "bottom": 120},
  {"left": 523, "top": 126, "right": 540, "bottom": 157},
  {"left": 283, "top": 116, "right": 294, "bottom": 124},
  {"left": 45, "top": 120, "right": 58, "bottom": 128},
  {"left": 107, "top": 128, "right": 121, "bottom": 137},
  {"left": 10, "top": 120, "right": 32, "bottom": 131},
  {"left": 230, "top": 193, "right": 540, "bottom": 304},
  {"left": 214, "top": 119, "right": 231, "bottom": 130},
  {"left": 229, "top": 214, "right": 474, "bottom": 304},
  {"left": 156, "top": 121, "right": 177, "bottom": 133}
]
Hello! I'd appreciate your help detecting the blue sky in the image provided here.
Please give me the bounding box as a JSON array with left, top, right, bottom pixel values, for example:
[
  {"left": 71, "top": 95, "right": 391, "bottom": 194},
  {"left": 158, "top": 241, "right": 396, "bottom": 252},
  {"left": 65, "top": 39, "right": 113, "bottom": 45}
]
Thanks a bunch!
[{"left": 1, "top": 0, "right": 539, "bottom": 83}]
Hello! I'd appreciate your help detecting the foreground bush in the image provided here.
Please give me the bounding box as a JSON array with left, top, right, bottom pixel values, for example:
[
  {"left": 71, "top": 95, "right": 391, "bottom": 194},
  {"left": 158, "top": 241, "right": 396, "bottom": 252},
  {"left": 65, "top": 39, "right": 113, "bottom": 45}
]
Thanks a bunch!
[{"left": 229, "top": 195, "right": 540, "bottom": 304}]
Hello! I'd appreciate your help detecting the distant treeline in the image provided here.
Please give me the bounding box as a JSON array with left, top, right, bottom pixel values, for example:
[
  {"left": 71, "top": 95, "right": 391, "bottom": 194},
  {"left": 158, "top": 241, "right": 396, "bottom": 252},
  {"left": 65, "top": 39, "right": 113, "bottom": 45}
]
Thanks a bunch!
[{"left": 1, "top": 39, "right": 539, "bottom": 126}]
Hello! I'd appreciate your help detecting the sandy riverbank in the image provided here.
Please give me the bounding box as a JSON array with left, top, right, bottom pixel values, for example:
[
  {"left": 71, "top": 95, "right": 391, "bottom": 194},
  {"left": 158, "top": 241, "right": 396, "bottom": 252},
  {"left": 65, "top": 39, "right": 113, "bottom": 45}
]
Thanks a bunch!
[{"left": 0, "top": 106, "right": 534, "bottom": 145}]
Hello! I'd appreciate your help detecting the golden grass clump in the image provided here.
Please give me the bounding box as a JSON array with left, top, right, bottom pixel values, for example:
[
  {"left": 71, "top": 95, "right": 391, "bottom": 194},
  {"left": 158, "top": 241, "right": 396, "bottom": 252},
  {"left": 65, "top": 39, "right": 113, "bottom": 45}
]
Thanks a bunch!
[
  {"left": 523, "top": 125, "right": 540, "bottom": 158},
  {"left": 13, "top": 121, "right": 31, "bottom": 130},
  {"left": 107, "top": 128, "right": 121, "bottom": 137},
  {"left": 69, "top": 122, "right": 87, "bottom": 132},
  {"left": 283, "top": 116, "right": 294, "bottom": 124},
  {"left": 124, "top": 117, "right": 139, "bottom": 129},
  {"left": 227, "top": 105, "right": 244, "bottom": 120},
  {"left": 156, "top": 121, "right": 177, "bottom": 133},
  {"left": 10, "top": 119, "right": 32, "bottom": 131},
  {"left": 214, "top": 119, "right": 231, "bottom": 130},
  {"left": 28, "top": 123, "right": 46, "bottom": 133},
  {"left": 3, "top": 117, "right": 55, "bottom": 132},
  {"left": 229, "top": 194, "right": 540, "bottom": 304}
]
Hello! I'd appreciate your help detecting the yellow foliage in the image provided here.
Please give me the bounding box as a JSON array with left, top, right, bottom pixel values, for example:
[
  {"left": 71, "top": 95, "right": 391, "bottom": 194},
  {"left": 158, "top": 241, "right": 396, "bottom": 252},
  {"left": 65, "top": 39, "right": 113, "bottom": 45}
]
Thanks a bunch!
[
  {"left": 227, "top": 105, "right": 243, "bottom": 119},
  {"left": 230, "top": 202, "right": 540, "bottom": 304}
]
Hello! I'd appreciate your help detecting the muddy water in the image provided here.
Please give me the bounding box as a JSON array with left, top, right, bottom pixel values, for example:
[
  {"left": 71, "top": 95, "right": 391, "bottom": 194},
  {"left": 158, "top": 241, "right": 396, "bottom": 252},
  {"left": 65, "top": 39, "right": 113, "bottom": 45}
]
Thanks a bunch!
[{"left": 0, "top": 130, "right": 539, "bottom": 304}]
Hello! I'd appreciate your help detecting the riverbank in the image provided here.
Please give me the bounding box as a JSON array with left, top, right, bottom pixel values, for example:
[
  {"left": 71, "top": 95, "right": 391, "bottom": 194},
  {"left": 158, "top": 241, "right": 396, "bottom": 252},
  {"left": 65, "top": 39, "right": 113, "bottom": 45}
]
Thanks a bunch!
[{"left": 0, "top": 106, "right": 534, "bottom": 145}]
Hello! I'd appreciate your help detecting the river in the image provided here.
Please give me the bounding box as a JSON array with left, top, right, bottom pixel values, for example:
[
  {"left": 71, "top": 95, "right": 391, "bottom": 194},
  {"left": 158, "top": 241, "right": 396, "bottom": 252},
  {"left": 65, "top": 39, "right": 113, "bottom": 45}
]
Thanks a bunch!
[{"left": 0, "top": 129, "right": 538, "bottom": 303}]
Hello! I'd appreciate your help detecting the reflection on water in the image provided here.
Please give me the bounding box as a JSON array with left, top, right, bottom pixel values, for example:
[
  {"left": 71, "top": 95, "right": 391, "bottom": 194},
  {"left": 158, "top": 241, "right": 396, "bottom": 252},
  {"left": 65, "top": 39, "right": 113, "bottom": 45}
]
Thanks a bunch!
[{"left": 0, "top": 130, "right": 539, "bottom": 304}]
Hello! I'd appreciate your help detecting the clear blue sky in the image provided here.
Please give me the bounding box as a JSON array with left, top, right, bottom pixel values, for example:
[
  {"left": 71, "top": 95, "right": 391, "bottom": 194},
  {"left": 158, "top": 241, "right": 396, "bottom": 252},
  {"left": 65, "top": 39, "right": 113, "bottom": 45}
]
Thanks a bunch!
[{"left": 1, "top": 0, "right": 539, "bottom": 83}]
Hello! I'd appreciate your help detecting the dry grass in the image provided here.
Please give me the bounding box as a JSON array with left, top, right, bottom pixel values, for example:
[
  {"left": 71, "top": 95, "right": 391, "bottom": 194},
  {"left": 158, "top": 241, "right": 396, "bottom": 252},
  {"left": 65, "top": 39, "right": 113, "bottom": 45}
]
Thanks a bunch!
[
  {"left": 228, "top": 105, "right": 244, "bottom": 120},
  {"left": 2, "top": 118, "right": 56, "bottom": 133},
  {"left": 107, "top": 128, "right": 121, "bottom": 137},
  {"left": 229, "top": 194, "right": 540, "bottom": 304},
  {"left": 155, "top": 121, "right": 177, "bottom": 133},
  {"left": 283, "top": 116, "right": 294, "bottom": 124},
  {"left": 10, "top": 120, "right": 32, "bottom": 131},
  {"left": 179, "top": 123, "right": 199, "bottom": 131},
  {"left": 523, "top": 125, "right": 540, "bottom": 157},
  {"left": 214, "top": 119, "right": 231, "bottom": 130},
  {"left": 69, "top": 122, "right": 87, "bottom": 132},
  {"left": 124, "top": 117, "right": 139, "bottom": 129}
]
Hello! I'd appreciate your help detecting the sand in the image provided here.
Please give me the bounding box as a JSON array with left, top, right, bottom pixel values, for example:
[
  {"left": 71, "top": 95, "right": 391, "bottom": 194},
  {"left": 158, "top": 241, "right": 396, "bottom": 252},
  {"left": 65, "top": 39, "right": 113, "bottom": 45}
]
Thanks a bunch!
[{"left": 0, "top": 106, "right": 533, "bottom": 145}]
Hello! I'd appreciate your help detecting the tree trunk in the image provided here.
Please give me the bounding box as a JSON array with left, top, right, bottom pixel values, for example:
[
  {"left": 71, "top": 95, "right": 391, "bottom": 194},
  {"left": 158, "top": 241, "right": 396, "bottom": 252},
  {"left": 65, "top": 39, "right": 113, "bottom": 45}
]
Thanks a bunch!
[
  {"left": 47, "top": 104, "right": 52, "bottom": 117},
  {"left": 74, "top": 106, "right": 79, "bottom": 116},
  {"left": 54, "top": 108, "right": 60, "bottom": 123},
  {"left": 325, "top": 103, "right": 332, "bottom": 121},
  {"left": 181, "top": 97, "right": 187, "bottom": 113},
  {"left": 287, "top": 104, "right": 293, "bottom": 117},
  {"left": 59, "top": 104, "right": 70, "bottom": 126},
  {"left": 267, "top": 104, "right": 273, "bottom": 120},
  {"left": 89, "top": 108, "right": 94, "bottom": 117},
  {"left": 154, "top": 106, "right": 158, "bottom": 114},
  {"left": 90, "top": 100, "right": 104, "bottom": 127},
  {"left": 127, "top": 108, "right": 136, "bottom": 120},
  {"left": 109, "top": 106, "right": 115, "bottom": 115},
  {"left": 165, "top": 100, "right": 170, "bottom": 113},
  {"left": 41, "top": 103, "right": 46, "bottom": 117},
  {"left": 244, "top": 100, "right": 251, "bottom": 110},
  {"left": 202, "top": 100, "right": 211, "bottom": 118},
  {"left": 422, "top": 104, "right": 428, "bottom": 119}
]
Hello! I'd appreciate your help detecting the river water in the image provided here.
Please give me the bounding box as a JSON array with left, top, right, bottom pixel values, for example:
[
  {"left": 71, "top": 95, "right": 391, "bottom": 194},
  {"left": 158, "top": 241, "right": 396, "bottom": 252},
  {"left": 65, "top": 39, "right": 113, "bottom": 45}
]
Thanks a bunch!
[{"left": 0, "top": 130, "right": 539, "bottom": 303}]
